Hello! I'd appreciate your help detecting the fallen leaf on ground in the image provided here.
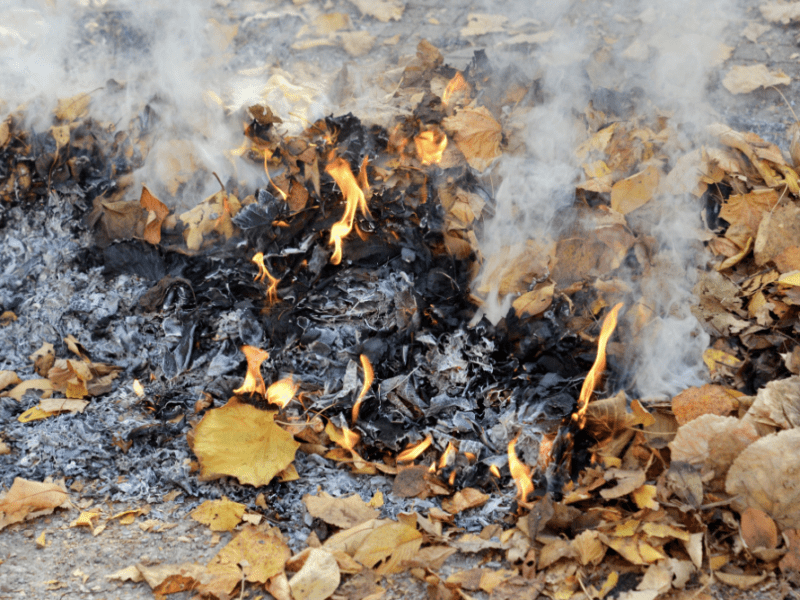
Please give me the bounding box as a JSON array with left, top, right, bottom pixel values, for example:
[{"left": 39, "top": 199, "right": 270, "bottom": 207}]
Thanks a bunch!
[
  {"left": 761, "top": 2, "right": 800, "bottom": 24},
  {"left": 289, "top": 548, "right": 340, "bottom": 600},
  {"left": 726, "top": 427, "right": 800, "bottom": 529},
  {"left": 741, "top": 507, "right": 779, "bottom": 550},
  {"left": 723, "top": 64, "right": 791, "bottom": 94},
  {"left": 441, "top": 488, "right": 490, "bottom": 514},
  {"left": 352, "top": 521, "right": 423, "bottom": 574},
  {"left": 443, "top": 106, "right": 502, "bottom": 171},
  {"left": 0, "top": 478, "right": 70, "bottom": 530},
  {"left": 0, "top": 370, "right": 22, "bottom": 391},
  {"left": 346, "top": 0, "right": 403, "bottom": 22},
  {"left": 610, "top": 165, "right": 660, "bottom": 215},
  {"left": 139, "top": 186, "right": 170, "bottom": 245},
  {"left": 671, "top": 384, "right": 739, "bottom": 425},
  {"left": 190, "top": 399, "right": 300, "bottom": 486},
  {"left": 303, "top": 492, "right": 379, "bottom": 529},
  {"left": 206, "top": 525, "right": 290, "bottom": 586},
  {"left": 190, "top": 498, "right": 246, "bottom": 531},
  {"left": 460, "top": 13, "right": 508, "bottom": 36},
  {"left": 744, "top": 375, "right": 800, "bottom": 432}
]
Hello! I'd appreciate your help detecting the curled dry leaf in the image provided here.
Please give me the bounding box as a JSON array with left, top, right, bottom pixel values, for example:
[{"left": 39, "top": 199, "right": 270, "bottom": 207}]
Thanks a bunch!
[
  {"left": 744, "top": 375, "right": 800, "bottom": 432},
  {"left": 669, "top": 415, "right": 759, "bottom": 487},
  {"left": 0, "top": 478, "right": 70, "bottom": 530},
  {"left": 726, "top": 428, "right": 800, "bottom": 529},
  {"left": 191, "top": 399, "right": 300, "bottom": 487},
  {"left": 441, "top": 487, "right": 490, "bottom": 514},
  {"left": 740, "top": 507, "right": 779, "bottom": 550}
]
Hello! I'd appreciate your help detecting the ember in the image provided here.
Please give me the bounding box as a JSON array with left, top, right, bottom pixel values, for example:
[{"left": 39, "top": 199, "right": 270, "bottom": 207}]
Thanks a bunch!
[{"left": 414, "top": 129, "right": 448, "bottom": 165}]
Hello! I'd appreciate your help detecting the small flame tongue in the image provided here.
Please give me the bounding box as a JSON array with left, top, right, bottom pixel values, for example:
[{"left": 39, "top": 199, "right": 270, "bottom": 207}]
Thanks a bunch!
[
  {"left": 233, "top": 345, "right": 269, "bottom": 397},
  {"left": 508, "top": 435, "right": 534, "bottom": 504},
  {"left": 266, "top": 376, "right": 298, "bottom": 408},
  {"left": 252, "top": 252, "right": 280, "bottom": 304},
  {"left": 442, "top": 71, "right": 468, "bottom": 107},
  {"left": 351, "top": 354, "right": 374, "bottom": 423},
  {"left": 397, "top": 434, "right": 433, "bottom": 463},
  {"left": 573, "top": 303, "right": 623, "bottom": 428},
  {"left": 325, "top": 157, "right": 371, "bottom": 265}
]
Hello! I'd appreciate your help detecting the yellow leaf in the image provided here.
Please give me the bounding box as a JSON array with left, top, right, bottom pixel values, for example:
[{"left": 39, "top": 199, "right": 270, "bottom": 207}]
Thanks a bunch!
[
  {"left": 641, "top": 522, "right": 690, "bottom": 542},
  {"left": 190, "top": 498, "right": 246, "bottom": 532},
  {"left": 601, "top": 533, "right": 665, "bottom": 565},
  {"left": 352, "top": 521, "right": 423, "bottom": 574},
  {"left": 208, "top": 525, "right": 290, "bottom": 585},
  {"left": 303, "top": 492, "right": 379, "bottom": 529},
  {"left": 441, "top": 488, "right": 490, "bottom": 514},
  {"left": 54, "top": 94, "right": 91, "bottom": 121},
  {"left": 191, "top": 399, "right": 300, "bottom": 487},
  {"left": 289, "top": 548, "right": 341, "bottom": 600},
  {"left": 610, "top": 165, "right": 659, "bottom": 215},
  {"left": 778, "top": 270, "right": 800, "bottom": 286},
  {"left": 18, "top": 406, "right": 56, "bottom": 423},
  {"left": 70, "top": 510, "right": 101, "bottom": 528},
  {"left": 35, "top": 531, "right": 47, "bottom": 547},
  {"left": 0, "top": 478, "right": 69, "bottom": 530},
  {"left": 512, "top": 282, "right": 555, "bottom": 317},
  {"left": 632, "top": 485, "right": 659, "bottom": 510},
  {"left": 7, "top": 378, "right": 53, "bottom": 402}
]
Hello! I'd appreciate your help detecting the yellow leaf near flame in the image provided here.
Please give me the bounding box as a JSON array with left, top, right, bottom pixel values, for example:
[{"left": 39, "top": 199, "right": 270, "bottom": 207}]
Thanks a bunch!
[{"left": 191, "top": 399, "right": 300, "bottom": 487}]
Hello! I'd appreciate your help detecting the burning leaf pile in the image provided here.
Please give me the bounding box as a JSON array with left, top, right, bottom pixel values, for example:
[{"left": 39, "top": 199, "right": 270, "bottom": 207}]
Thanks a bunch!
[{"left": 4, "top": 10, "right": 800, "bottom": 597}]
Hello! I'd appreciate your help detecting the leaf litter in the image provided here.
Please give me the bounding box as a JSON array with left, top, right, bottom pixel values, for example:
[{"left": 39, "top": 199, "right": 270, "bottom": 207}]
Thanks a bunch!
[{"left": 4, "top": 4, "right": 800, "bottom": 600}]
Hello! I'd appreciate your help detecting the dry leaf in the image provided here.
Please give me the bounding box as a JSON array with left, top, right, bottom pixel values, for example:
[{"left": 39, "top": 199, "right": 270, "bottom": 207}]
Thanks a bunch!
[
  {"left": 726, "top": 428, "right": 800, "bottom": 529},
  {"left": 303, "top": 492, "right": 379, "bottom": 529},
  {"left": 136, "top": 562, "right": 206, "bottom": 596},
  {"left": 755, "top": 202, "right": 800, "bottom": 266},
  {"left": 761, "top": 2, "right": 800, "bottom": 24},
  {"left": 190, "top": 498, "right": 246, "bottom": 531},
  {"left": 140, "top": 186, "right": 169, "bottom": 245},
  {"left": 600, "top": 469, "right": 647, "bottom": 500},
  {"left": 207, "top": 525, "right": 290, "bottom": 585},
  {"left": 0, "top": 370, "right": 21, "bottom": 391},
  {"left": 713, "top": 571, "right": 767, "bottom": 589},
  {"left": 610, "top": 165, "right": 660, "bottom": 215},
  {"left": 745, "top": 375, "right": 800, "bottom": 431},
  {"left": 191, "top": 399, "right": 300, "bottom": 486},
  {"left": 460, "top": 13, "right": 508, "bottom": 36},
  {"left": 512, "top": 282, "right": 555, "bottom": 317},
  {"left": 346, "top": 0, "right": 403, "bottom": 22},
  {"left": 719, "top": 189, "right": 779, "bottom": 237},
  {"left": 352, "top": 521, "right": 423, "bottom": 574},
  {"left": 441, "top": 488, "right": 490, "bottom": 514},
  {"left": 671, "top": 384, "right": 739, "bottom": 425},
  {"left": 289, "top": 548, "right": 340, "bottom": 600},
  {"left": 599, "top": 533, "right": 666, "bottom": 566},
  {"left": 669, "top": 415, "right": 759, "bottom": 485},
  {"left": 0, "top": 478, "right": 70, "bottom": 530},
  {"left": 442, "top": 106, "right": 502, "bottom": 172},
  {"left": 18, "top": 398, "right": 89, "bottom": 423},
  {"left": 54, "top": 94, "right": 91, "bottom": 121},
  {"left": 7, "top": 378, "right": 53, "bottom": 402},
  {"left": 723, "top": 64, "right": 791, "bottom": 94},
  {"left": 780, "top": 529, "right": 800, "bottom": 573},
  {"left": 741, "top": 507, "right": 779, "bottom": 550}
]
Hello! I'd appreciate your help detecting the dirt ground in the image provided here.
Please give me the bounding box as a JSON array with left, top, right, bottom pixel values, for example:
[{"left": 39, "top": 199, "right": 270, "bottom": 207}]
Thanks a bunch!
[{"left": 4, "top": 1, "right": 800, "bottom": 599}]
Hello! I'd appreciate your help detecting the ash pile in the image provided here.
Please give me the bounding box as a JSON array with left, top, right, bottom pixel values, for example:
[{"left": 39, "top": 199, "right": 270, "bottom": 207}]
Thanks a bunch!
[{"left": 0, "top": 48, "right": 603, "bottom": 536}]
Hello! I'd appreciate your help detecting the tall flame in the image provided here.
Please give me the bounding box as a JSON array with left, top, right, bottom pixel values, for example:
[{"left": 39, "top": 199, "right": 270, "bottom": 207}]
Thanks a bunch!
[
  {"left": 414, "top": 130, "right": 448, "bottom": 165},
  {"left": 397, "top": 434, "right": 433, "bottom": 462},
  {"left": 252, "top": 252, "right": 280, "bottom": 304},
  {"left": 573, "top": 303, "right": 624, "bottom": 428},
  {"left": 442, "top": 71, "right": 468, "bottom": 107},
  {"left": 325, "top": 157, "right": 371, "bottom": 265},
  {"left": 351, "top": 354, "right": 374, "bottom": 423},
  {"left": 508, "top": 435, "right": 533, "bottom": 503},
  {"left": 266, "top": 376, "right": 299, "bottom": 408},
  {"left": 233, "top": 345, "right": 269, "bottom": 396}
]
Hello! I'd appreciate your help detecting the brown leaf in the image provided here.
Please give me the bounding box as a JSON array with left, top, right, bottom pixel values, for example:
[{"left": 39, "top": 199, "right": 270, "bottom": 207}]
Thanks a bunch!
[
  {"left": 780, "top": 529, "right": 800, "bottom": 574},
  {"left": 600, "top": 469, "right": 647, "bottom": 500},
  {"left": 669, "top": 415, "right": 759, "bottom": 486},
  {"left": 755, "top": 201, "right": 800, "bottom": 266},
  {"left": 671, "top": 384, "right": 739, "bottom": 425},
  {"left": 351, "top": 521, "right": 423, "bottom": 574},
  {"left": 744, "top": 375, "right": 800, "bottom": 432},
  {"left": 726, "top": 428, "right": 800, "bottom": 529},
  {"left": 0, "top": 370, "right": 22, "bottom": 391},
  {"left": 610, "top": 165, "right": 660, "bottom": 215},
  {"left": 741, "top": 507, "right": 779, "bottom": 550},
  {"left": 713, "top": 571, "right": 767, "bottom": 589},
  {"left": 140, "top": 186, "right": 169, "bottom": 245},
  {"left": 207, "top": 525, "right": 290, "bottom": 586},
  {"left": 719, "top": 189, "right": 779, "bottom": 237},
  {"left": 441, "top": 488, "right": 490, "bottom": 514},
  {"left": 443, "top": 106, "right": 502, "bottom": 171},
  {"left": 0, "top": 478, "right": 70, "bottom": 530},
  {"left": 136, "top": 562, "right": 206, "bottom": 596},
  {"left": 303, "top": 492, "right": 379, "bottom": 529},
  {"left": 191, "top": 399, "right": 300, "bottom": 487}
]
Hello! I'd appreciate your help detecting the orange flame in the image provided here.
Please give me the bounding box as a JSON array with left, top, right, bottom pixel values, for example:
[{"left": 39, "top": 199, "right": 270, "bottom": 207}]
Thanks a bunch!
[
  {"left": 233, "top": 345, "right": 269, "bottom": 396},
  {"left": 490, "top": 464, "right": 502, "bottom": 478},
  {"left": 252, "top": 252, "right": 280, "bottom": 304},
  {"left": 442, "top": 71, "right": 468, "bottom": 107},
  {"left": 325, "top": 157, "right": 371, "bottom": 265},
  {"left": 414, "top": 130, "right": 448, "bottom": 165},
  {"left": 267, "top": 376, "right": 299, "bottom": 408},
  {"left": 339, "top": 426, "right": 361, "bottom": 451},
  {"left": 573, "top": 303, "right": 623, "bottom": 429},
  {"left": 132, "top": 379, "right": 145, "bottom": 397},
  {"left": 264, "top": 151, "right": 288, "bottom": 201},
  {"left": 508, "top": 435, "right": 533, "bottom": 503},
  {"left": 397, "top": 434, "right": 433, "bottom": 462},
  {"left": 351, "top": 354, "right": 374, "bottom": 423},
  {"left": 438, "top": 441, "right": 457, "bottom": 470}
]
